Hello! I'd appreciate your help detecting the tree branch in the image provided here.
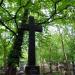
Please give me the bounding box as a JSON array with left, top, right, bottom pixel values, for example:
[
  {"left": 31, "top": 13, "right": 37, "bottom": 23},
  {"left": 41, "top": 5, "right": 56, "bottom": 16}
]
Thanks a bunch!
[
  {"left": 0, "top": 19, "right": 17, "bottom": 36},
  {"left": 56, "top": 0, "right": 62, "bottom": 3},
  {"left": 38, "top": 4, "right": 70, "bottom": 25},
  {"left": 38, "top": 1, "right": 57, "bottom": 25},
  {"left": 5, "top": 17, "right": 15, "bottom": 22},
  {"left": 14, "top": 0, "right": 30, "bottom": 29},
  {"left": 1, "top": 6, "right": 12, "bottom": 17},
  {"left": 38, "top": 11, "right": 56, "bottom": 25},
  {"left": 48, "top": 13, "right": 68, "bottom": 25},
  {"left": 1, "top": 6, "right": 15, "bottom": 23},
  {"left": 0, "top": 0, "right": 3, "bottom": 6},
  {"left": 58, "top": 5, "right": 70, "bottom": 13},
  {"left": 51, "top": 0, "right": 62, "bottom": 3}
]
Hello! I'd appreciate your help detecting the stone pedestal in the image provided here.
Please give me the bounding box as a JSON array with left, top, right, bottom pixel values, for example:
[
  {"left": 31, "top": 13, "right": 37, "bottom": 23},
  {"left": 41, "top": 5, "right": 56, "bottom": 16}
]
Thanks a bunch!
[{"left": 25, "top": 66, "right": 40, "bottom": 75}]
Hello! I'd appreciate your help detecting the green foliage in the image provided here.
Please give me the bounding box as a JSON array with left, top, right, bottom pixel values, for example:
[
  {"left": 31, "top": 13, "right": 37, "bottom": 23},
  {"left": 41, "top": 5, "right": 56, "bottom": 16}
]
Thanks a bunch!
[{"left": 0, "top": 0, "right": 75, "bottom": 67}]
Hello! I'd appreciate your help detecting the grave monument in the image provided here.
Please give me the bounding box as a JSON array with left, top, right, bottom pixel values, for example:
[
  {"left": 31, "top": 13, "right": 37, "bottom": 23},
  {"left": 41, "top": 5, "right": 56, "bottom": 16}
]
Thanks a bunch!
[{"left": 21, "top": 16, "right": 42, "bottom": 75}]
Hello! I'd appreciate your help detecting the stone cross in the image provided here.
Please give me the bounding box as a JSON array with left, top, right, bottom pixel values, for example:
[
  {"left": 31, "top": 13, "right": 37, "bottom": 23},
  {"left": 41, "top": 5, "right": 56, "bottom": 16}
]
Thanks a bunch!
[{"left": 21, "top": 16, "right": 42, "bottom": 66}]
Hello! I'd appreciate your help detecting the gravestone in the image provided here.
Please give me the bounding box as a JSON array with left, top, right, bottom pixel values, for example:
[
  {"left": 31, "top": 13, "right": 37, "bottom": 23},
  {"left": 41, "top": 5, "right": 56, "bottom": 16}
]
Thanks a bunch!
[{"left": 21, "top": 16, "right": 42, "bottom": 75}]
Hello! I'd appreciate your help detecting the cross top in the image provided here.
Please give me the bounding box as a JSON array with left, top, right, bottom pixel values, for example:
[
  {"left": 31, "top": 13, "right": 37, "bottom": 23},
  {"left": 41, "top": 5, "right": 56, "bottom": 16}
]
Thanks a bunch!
[{"left": 20, "top": 16, "right": 42, "bottom": 32}]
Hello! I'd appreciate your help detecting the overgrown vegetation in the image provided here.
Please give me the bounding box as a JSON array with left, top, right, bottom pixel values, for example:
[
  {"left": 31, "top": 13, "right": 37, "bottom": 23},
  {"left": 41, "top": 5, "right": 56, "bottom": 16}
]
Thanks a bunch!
[{"left": 0, "top": 0, "right": 75, "bottom": 75}]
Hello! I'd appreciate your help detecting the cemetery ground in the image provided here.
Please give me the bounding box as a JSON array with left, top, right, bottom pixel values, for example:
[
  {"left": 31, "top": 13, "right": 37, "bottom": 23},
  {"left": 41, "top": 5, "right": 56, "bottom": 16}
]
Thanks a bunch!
[{"left": 0, "top": 60, "right": 75, "bottom": 75}]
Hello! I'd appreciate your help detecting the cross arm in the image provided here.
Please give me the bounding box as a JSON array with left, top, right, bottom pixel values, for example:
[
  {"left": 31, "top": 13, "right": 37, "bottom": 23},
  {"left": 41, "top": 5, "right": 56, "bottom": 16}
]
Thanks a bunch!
[{"left": 20, "top": 24, "right": 42, "bottom": 32}]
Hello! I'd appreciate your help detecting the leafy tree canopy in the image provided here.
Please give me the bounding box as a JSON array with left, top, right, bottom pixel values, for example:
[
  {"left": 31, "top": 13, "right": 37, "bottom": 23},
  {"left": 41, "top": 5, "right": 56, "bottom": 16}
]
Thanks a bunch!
[{"left": 0, "top": 0, "right": 75, "bottom": 66}]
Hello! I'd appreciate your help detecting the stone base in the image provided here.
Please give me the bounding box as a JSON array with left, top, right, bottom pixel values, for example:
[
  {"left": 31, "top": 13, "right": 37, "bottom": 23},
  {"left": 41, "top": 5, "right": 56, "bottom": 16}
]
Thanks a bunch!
[{"left": 25, "top": 66, "right": 40, "bottom": 75}]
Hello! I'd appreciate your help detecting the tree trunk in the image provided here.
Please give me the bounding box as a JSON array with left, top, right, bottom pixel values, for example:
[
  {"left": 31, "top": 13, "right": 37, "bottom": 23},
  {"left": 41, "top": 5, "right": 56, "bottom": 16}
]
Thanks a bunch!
[
  {"left": 5, "top": 9, "right": 28, "bottom": 75},
  {"left": 72, "top": 61, "right": 75, "bottom": 75},
  {"left": 3, "top": 44, "right": 7, "bottom": 69},
  {"left": 49, "top": 61, "right": 52, "bottom": 74}
]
